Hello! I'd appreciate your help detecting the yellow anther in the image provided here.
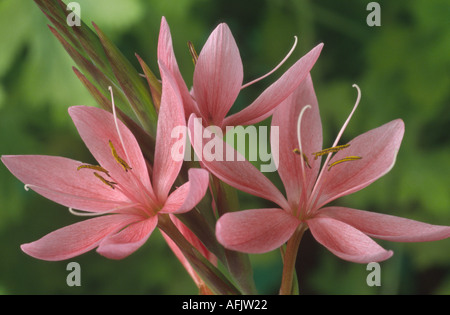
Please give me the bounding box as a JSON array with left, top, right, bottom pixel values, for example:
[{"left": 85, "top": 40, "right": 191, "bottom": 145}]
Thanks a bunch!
[
  {"left": 312, "top": 144, "right": 350, "bottom": 160},
  {"left": 77, "top": 164, "right": 110, "bottom": 176},
  {"left": 109, "top": 140, "right": 132, "bottom": 172},
  {"left": 93, "top": 172, "right": 117, "bottom": 189},
  {"left": 293, "top": 148, "right": 311, "bottom": 169},
  {"left": 187, "top": 41, "right": 198, "bottom": 65},
  {"left": 328, "top": 156, "right": 362, "bottom": 171}
]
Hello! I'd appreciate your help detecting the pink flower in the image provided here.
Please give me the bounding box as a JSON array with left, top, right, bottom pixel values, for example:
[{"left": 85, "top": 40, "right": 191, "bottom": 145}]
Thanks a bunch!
[
  {"left": 1, "top": 65, "right": 209, "bottom": 261},
  {"left": 158, "top": 17, "right": 323, "bottom": 128},
  {"left": 190, "top": 74, "right": 450, "bottom": 263}
]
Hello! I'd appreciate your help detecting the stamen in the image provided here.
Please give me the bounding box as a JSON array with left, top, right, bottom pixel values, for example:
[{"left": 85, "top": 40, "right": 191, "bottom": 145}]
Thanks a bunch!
[
  {"left": 328, "top": 156, "right": 362, "bottom": 171},
  {"left": 109, "top": 86, "right": 132, "bottom": 167},
  {"left": 69, "top": 208, "right": 102, "bottom": 216},
  {"left": 295, "top": 105, "right": 312, "bottom": 213},
  {"left": 69, "top": 203, "right": 141, "bottom": 217},
  {"left": 94, "top": 172, "right": 117, "bottom": 189},
  {"left": 109, "top": 140, "right": 132, "bottom": 172},
  {"left": 293, "top": 148, "right": 311, "bottom": 168},
  {"left": 312, "top": 144, "right": 350, "bottom": 160},
  {"left": 187, "top": 41, "right": 198, "bottom": 65},
  {"left": 241, "top": 36, "right": 298, "bottom": 90},
  {"left": 24, "top": 184, "right": 30, "bottom": 191},
  {"left": 77, "top": 164, "right": 110, "bottom": 176}
]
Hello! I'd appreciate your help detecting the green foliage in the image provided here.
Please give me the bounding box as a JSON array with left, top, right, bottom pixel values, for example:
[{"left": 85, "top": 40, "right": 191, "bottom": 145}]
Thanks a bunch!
[{"left": 0, "top": 0, "right": 448, "bottom": 294}]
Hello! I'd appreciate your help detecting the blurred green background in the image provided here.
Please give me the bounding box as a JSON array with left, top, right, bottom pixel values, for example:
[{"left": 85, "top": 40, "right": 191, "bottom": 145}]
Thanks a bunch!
[{"left": 0, "top": 0, "right": 449, "bottom": 294}]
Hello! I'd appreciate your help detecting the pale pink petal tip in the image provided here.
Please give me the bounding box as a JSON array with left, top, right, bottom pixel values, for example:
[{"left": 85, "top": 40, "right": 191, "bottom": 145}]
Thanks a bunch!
[
  {"left": 320, "top": 207, "right": 450, "bottom": 242},
  {"left": 20, "top": 215, "right": 142, "bottom": 261},
  {"left": 308, "top": 217, "right": 394, "bottom": 263},
  {"left": 96, "top": 217, "right": 158, "bottom": 260},
  {"left": 216, "top": 208, "right": 300, "bottom": 254}
]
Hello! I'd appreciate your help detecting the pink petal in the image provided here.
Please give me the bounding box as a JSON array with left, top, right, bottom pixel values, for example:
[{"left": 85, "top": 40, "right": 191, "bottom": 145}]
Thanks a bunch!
[
  {"left": 21, "top": 214, "right": 141, "bottom": 261},
  {"left": 160, "top": 168, "right": 209, "bottom": 214},
  {"left": 271, "top": 74, "right": 323, "bottom": 207},
  {"left": 152, "top": 62, "right": 186, "bottom": 202},
  {"left": 223, "top": 43, "right": 323, "bottom": 127},
  {"left": 69, "top": 106, "right": 154, "bottom": 200},
  {"left": 157, "top": 17, "right": 199, "bottom": 118},
  {"left": 216, "top": 208, "right": 300, "bottom": 253},
  {"left": 97, "top": 216, "right": 158, "bottom": 259},
  {"left": 188, "top": 114, "right": 289, "bottom": 210},
  {"left": 193, "top": 23, "right": 243, "bottom": 126},
  {"left": 313, "top": 119, "right": 405, "bottom": 209},
  {"left": 2, "top": 155, "right": 128, "bottom": 212},
  {"left": 307, "top": 216, "right": 393, "bottom": 263},
  {"left": 319, "top": 207, "right": 450, "bottom": 242}
]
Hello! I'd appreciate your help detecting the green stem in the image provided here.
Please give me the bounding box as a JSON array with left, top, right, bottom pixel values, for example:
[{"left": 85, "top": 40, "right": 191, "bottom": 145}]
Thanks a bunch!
[
  {"left": 279, "top": 224, "right": 307, "bottom": 295},
  {"left": 211, "top": 176, "right": 258, "bottom": 295},
  {"left": 158, "top": 214, "right": 241, "bottom": 295}
]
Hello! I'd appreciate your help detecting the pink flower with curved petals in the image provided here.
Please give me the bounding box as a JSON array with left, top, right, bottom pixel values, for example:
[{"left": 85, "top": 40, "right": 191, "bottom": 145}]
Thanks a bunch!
[
  {"left": 1, "top": 65, "right": 209, "bottom": 261},
  {"left": 191, "top": 74, "right": 450, "bottom": 263},
  {"left": 158, "top": 17, "right": 323, "bottom": 128}
]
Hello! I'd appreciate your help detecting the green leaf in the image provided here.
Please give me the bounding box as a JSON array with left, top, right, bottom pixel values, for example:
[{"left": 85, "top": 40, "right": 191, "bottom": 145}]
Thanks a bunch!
[
  {"left": 136, "top": 53, "right": 162, "bottom": 112},
  {"left": 93, "top": 22, "right": 158, "bottom": 135},
  {"left": 73, "top": 66, "right": 156, "bottom": 164}
]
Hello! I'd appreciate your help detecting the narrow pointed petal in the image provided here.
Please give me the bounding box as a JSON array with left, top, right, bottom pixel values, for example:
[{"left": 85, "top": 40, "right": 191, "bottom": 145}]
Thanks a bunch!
[
  {"left": 69, "top": 106, "right": 153, "bottom": 196},
  {"left": 223, "top": 43, "right": 323, "bottom": 127},
  {"left": 157, "top": 17, "right": 199, "bottom": 118},
  {"left": 216, "top": 208, "right": 300, "bottom": 253},
  {"left": 271, "top": 74, "right": 322, "bottom": 207},
  {"left": 152, "top": 62, "right": 186, "bottom": 202},
  {"left": 307, "top": 216, "right": 393, "bottom": 263},
  {"left": 193, "top": 23, "right": 243, "bottom": 126},
  {"left": 97, "top": 216, "right": 157, "bottom": 260},
  {"left": 160, "top": 168, "right": 209, "bottom": 214},
  {"left": 314, "top": 119, "right": 405, "bottom": 209},
  {"left": 188, "top": 114, "right": 289, "bottom": 210},
  {"left": 319, "top": 207, "right": 450, "bottom": 242},
  {"left": 21, "top": 214, "right": 140, "bottom": 261},
  {"left": 2, "top": 155, "right": 128, "bottom": 211}
]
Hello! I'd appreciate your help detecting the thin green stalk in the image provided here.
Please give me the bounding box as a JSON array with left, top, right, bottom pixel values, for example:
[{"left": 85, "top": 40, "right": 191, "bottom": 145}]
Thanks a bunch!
[
  {"left": 279, "top": 224, "right": 307, "bottom": 295},
  {"left": 211, "top": 175, "right": 258, "bottom": 295},
  {"left": 158, "top": 214, "right": 241, "bottom": 295}
]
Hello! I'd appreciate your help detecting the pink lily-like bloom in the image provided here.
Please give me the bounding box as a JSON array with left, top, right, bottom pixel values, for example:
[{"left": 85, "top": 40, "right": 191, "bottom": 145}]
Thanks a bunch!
[
  {"left": 1, "top": 65, "right": 209, "bottom": 261},
  {"left": 158, "top": 17, "right": 323, "bottom": 128},
  {"left": 190, "top": 74, "right": 450, "bottom": 263}
]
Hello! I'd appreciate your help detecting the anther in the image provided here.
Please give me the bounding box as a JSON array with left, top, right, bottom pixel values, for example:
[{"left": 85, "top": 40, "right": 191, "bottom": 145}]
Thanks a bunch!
[
  {"left": 77, "top": 164, "right": 110, "bottom": 176},
  {"left": 109, "top": 140, "right": 132, "bottom": 172},
  {"left": 293, "top": 148, "right": 311, "bottom": 168},
  {"left": 328, "top": 156, "right": 362, "bottom": 171},
  {"left": 93, "top": 172, "right": 117, "bottom": 189},
  {"left": 187, "top": 41, "right": 198, "bottom": 65},
  {"left": 312, "top": 144, "right": 350, "bottom": 160}
]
